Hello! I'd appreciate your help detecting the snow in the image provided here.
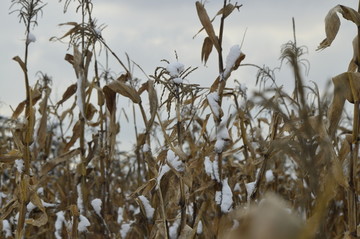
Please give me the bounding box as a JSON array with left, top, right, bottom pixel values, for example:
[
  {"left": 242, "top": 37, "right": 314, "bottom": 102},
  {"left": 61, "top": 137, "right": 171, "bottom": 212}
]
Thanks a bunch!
[
  {"left": 117, "top": 207, "right": 124, "bottom": 224},
  {"left": 224, "top": 45, "right": 242, "bottom": 78},
  {"left": 215, "top": 123, "right": 231, "bottom": 152},
  {"left": 215, "top": 179, "right": 234, "bottom": 213},
  {"left": 167, "top": 150, "right": 184, "bottom": 172},
  {"left": 76, "top": 75, "right": 85, "bottom": 118},
  {"left": 78, "top": 215, "right": 90, "bottom": 232},
  {"left": 77, "top": 184, "right": 84, "bottom": 214},
  {"left": 94, "top": 28, "right": 102, "bottom": 37},
  {"left": 15, "top": 159, "right": 24, "bottom": 173},
  {"left": 91, "top": 198, "right": 102, "bottom": 216},
  {"left": 220, "top": 178, "right": 233, "bottom": 213},
  {"left": 234, "top": 183, "right": 241, "bottom": 192},
  {"left": 157, "top": 164, "right": 170, "bottom": 189},
  {"left": 172, "top": 77, "right": 183, "bottom": 84},
  {"left": 197, "top": 220, "right": 203, "bottom": 234},
  {"left": 265, "top": 169, "right": 274, "bottom": 183},
  {"left": 138, "top": 195, "right": 155, "bottom": 220},
  {"left": 169, "top": 219, "right": 180, "bottom": 239},
  {"left": 142, "top": 144, "right": 150, "bottom": 152},
  {"left": 120, "top": 222, "right": 133, "bottom": 238},
  {"left": 27, "top": 202, "right": 36, "bottom": 213},
  {"left": 207, "top": 92, "right": 221, "bottom": 119},
  {"left": 2, "top": 219, "right": 12, "bottom": 237},
  {"left": 204, "top": 156, "right": 220, "bottom": 182},
  {"left": 55, "top": 211, "right": 65, "bottom": 239},
  {"left": 26, "top": 32, "right": 36, "bottom": 44},
  {"left": 166, "top": 62, "right": 185, "bottom": 77},
  {"left": 245, "top": 181, "right": 256, "bottom": 200}
]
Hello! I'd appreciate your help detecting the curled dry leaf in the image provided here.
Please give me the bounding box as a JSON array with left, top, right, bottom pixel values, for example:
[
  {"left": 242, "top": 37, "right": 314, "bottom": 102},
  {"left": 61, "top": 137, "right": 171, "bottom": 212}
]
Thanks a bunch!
[
  {"left": 318, "top": 5, "right": 360, "bottom": 50},
  {"left": 195, "top": 1, "right": 221, "bottom": 53}
]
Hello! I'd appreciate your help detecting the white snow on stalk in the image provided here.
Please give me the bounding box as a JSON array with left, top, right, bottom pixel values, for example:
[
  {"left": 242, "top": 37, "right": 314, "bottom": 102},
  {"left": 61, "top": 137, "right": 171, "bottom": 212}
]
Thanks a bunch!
[
  {"left": 204, "top": 156, "right": 220, "bottom": 182},
  {"left": 157, "top": 164, "right": 170, "bottom": 189},
  {"left": 221, "top": 178, "right": 233, "bottom": 213},
  {"left": 157, "top": 150, "right": 184, "bottom": 188},
  {"left": 91, "top": 198, "right": 102, "bottom": 216},
  {"left": 76, "top": 74, "right": 85, "bottom": 118},
  {"left": 265, "top": 169, "right": 274, "bottom": 183},
  {"left": 55, "top": 211, "right": 65, "bottom": 239},
  {"left": 214, "top": 123, "right": 230, "bottom": 153},
  {"left": 77, "top": 184, "right": 84, "bottom": 214},
  {"left": 120, "top": 222, "right": 133, "bottom": 238},
  {"left": 26, "top": 32, "right": 36, "bottom": 44},
  {"left": 166, "top": 62, "right": 184, "bottom": 77},
  {"left": 172, "top": 77, "right": 183, "bottom": 84},
  {"left": 197, "top": 220, "right": 203, "bottom": 234},
  {"left": 15, "top": 159, "right": 24, "bottom": 173},
  {"left": 117, "top": 207, "right": 124, "bottom": 224},
  {"left": 2, "top": 219, "right": 12, "bottom": 238},
  {"left": 78, "top": 215, "right": 90, "bottom": 232},
  {"left": 245, "top": 181, "right": 256, "bottom": 200},
  {"left": 138, "top": 195, "right": 154, "bottom": 220},
  {"left": 224, "top": 45, "right": 242, "bottom": 78},
  {"left": 207, "top": 92, "right": 221, "bottom": 119},
  {"left": 166, "top": 150, "right": 184, "bottom": 172}
]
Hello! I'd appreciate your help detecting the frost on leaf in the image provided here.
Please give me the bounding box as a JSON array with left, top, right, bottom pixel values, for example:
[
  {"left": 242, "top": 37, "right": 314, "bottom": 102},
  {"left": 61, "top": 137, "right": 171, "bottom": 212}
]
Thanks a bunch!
[{"left": 138, "top": 195, "right": 155, "bottom": 220}]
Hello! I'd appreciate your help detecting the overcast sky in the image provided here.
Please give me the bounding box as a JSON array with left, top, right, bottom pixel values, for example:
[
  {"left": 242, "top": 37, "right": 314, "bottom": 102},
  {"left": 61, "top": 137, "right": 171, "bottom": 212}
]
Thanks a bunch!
[{"left": 1, "top": 0, "right": 359, "bottom": 119}]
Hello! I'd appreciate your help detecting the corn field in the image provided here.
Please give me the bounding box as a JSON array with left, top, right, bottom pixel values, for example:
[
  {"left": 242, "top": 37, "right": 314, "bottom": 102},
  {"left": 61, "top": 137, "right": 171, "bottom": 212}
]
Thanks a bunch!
[{"left": 0, "top": 0, "right": 360, "bottom": 238}]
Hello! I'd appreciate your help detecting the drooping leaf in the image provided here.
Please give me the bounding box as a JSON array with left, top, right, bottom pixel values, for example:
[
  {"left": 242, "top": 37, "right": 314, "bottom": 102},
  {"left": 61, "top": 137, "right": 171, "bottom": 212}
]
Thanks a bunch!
[
  {"left": 201, "top": 37, "right": 213, "bottom": 65},
  {"left": 104, "top": 80, "right": 141, "bottom": 104},
  {"left": 318, "top": 5, "right": 360, "bottom": 50},
  {"left": 195, "top": 1, "right": 221, "bottom": 53},
  {"left": 57, "top": 83, "right": 77, "bottom": 106}
]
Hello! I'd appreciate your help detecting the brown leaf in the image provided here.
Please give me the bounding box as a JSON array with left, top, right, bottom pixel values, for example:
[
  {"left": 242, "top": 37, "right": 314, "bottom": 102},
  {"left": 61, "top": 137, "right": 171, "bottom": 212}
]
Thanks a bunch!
[
  {"left": 201, "top": 37, "right": 213, "bottom": 64},
  {"left": 318, "top": 6, "right": 341, "bottom": 50},
  {"left": 12, "top": 56, "right": 27, "bottom": 74},
  {"left": 196, "top": 2, "right": 221, "bottom": 53},
  {"left": 103, "top": 85, "right": 116, "bottom": 114},
  {"left": 105, "top": 80, "right": 141, "bottom": 104},
  {"left": 12, "top": 101, "right": 26, "bottom": 119},
  {"left": 41, "top": 148, "right": 81, "bottom": 176},
  {"left": 147, "top": 80, "right": 158, "bottom": 131},
  {"left": 349, "top": 36, "right": 359, "bottom": 72},
  {"left": 339, "top": 5, "right": 360, "bottom": 25},
  {"left": 57, "top": 84, "right": 77, "bottom": 106},
  {"left": 85, "top": 103, "right": 97, "bottom": 121},
  {"left": 318, "top": 5, "right": 360, "bottom": 50}
]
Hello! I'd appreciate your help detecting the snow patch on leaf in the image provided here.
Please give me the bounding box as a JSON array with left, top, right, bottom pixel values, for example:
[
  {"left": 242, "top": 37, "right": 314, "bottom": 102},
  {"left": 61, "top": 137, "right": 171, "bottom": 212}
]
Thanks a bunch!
[
  {"left": 91, "top": 198, "right": 102, "bottom": 216},
  {"left": 78, "top": 215, "right": 90, "bottom": 232},
  {"left": 166, "top": 62, "right": 185, "bottom": 77},
  {"left": 138, "top": 195, "right": 154, "bottom": 220}
]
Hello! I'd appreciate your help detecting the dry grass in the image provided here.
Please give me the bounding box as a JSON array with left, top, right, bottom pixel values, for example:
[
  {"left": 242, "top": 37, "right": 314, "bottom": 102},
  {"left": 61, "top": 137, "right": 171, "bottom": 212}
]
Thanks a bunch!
[{"left": 1, "top": 0, "right": 360, "bottom": 239}]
